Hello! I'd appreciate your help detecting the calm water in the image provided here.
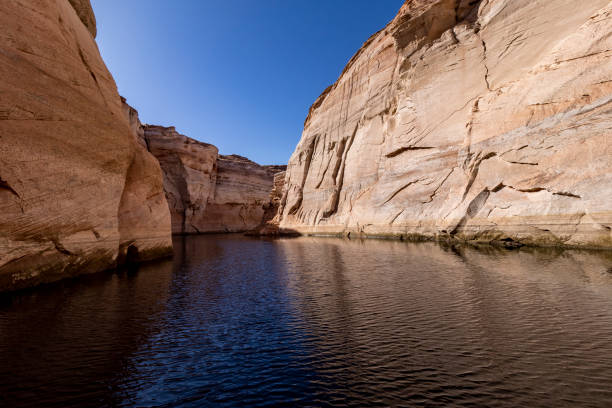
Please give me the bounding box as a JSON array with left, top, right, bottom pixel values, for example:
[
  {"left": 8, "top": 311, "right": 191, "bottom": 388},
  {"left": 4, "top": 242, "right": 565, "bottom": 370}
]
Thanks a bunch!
[{"left": 1, "top": 236, "right": 612, "bottom": 407}]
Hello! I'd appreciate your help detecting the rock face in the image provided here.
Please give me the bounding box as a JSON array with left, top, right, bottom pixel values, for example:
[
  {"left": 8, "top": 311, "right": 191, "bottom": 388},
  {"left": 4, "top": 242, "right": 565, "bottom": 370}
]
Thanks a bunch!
[
  {"left": 117, "top": 102, "right": 173, "bottom": 263},
  {"left": 247, "top": 171, "right": 288, "bottom": 236},
  {"left": 279, "top": 0, "right": 612, "bottom": 249},
  {"left": 262, "top": 170, "right": 289, "bottom": 232},
  {"left": 202, "top": 156, "right": 286, "bottom": 233},
  {"left": 0, "top": 0, "right": 172, "bottom": 291},
  {"left": 144, "top": 126, "right": 286, "bottom": 234},
  {"left": 144, "top": 126, "right": 219, "bottom": 234},
  {"left": 67, "top": 0, "right": 96, "bottom": 37}
]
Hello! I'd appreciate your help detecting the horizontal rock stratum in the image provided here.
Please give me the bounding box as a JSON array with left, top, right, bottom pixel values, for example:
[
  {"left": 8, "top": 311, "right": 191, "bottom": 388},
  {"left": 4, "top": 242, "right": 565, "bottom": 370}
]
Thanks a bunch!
[
  {"left": 144, "top": 125, "right": 286, "bottom": 234},
  {"left": 0, "top": 0, "right": 172, "bottom": 291},
  {"left": 278, "top": 0, "right": 612, "bottom": 248}
]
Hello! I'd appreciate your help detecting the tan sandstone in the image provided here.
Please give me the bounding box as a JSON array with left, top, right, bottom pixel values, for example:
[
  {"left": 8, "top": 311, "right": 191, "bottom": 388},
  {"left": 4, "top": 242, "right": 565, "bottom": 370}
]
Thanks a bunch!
[
  {"left": 279, "top": 0, "right": 612, "bottom": 249},
  {"left": 0, "top": 0, "right": 172, "bottom": 291},
  {"left": 67, "top": 0, "right": 96, "bottom": 37},
  {"left": 144, "top": 125, "right": 219, "bottom": 234},
  {"left": 248, "top": 171, "right": 288, "bottom": 236},
  {"left": 144, "top": 126, "right": 286, "bottom": 234},
  {"left": 202, "top": 156, "right": 286, "bottom": 233}
]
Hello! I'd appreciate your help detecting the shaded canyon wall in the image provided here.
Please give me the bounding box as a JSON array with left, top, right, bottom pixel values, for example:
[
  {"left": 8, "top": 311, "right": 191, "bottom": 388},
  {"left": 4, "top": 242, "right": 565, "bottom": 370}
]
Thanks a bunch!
[
  {"left": 143, "top": 126, "right": 286, "bottom": 234},
  {"left": 278, "top": 0, "right": 612, "bottom": 249},
  {"left": 0, "top": 0, "right": 173, "bottom": 291}
]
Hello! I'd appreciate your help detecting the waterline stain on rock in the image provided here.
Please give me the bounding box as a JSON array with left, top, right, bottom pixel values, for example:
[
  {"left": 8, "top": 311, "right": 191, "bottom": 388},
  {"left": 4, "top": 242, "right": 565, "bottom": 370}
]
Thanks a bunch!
[{"left": 278, "top": 0, "right": 612, "bottom": 249}]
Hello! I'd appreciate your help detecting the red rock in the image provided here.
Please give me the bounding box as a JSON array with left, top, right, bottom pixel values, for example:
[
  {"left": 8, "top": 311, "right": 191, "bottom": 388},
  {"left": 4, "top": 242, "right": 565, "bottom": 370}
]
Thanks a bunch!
[{"left": 0, "top": 0, "right": 172, "bottom": 291}]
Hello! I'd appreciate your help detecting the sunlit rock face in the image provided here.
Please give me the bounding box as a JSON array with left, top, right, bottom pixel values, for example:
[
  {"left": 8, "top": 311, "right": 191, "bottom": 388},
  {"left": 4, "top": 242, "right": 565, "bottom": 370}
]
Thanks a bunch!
[
  {"left": 144, "top": 126, "right": 286, "bottom": 234},
  {"left": 143, "top": 126, "right": 219, "bottom": 234},
  {"left": 279, "top": 0, "right": 612, "bottom": 248},
  {"left": 0, "top": 0, "right": 172, "bottom": 291},
  {"left": 247, "top": 171, "right": 288, "bottom": 236},
  {"left": 201, "top": 157, "right": 286, "bottom": 233}
]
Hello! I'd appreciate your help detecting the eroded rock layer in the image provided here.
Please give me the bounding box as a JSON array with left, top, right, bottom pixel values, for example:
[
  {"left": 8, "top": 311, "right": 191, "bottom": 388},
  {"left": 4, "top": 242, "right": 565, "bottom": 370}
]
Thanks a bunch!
[
  {"left": 0, "top": 0, "right": 172, "bottom": 291},
  {"left": 144, "top": 126, "right": 219, "bottom": 234},
  {"left": 247, "top": 171, "right": 288, "bottom": 236},
  {"left": 279, "top": 0, "right": 612, "bottom": 248},
  {"left": 144, "top": 126, "right": 286, "bottom": 234},
  {"left": 202, "top": 156, "right": 285, "bottom": 233},
  {"left": 67, "top": 0, "right": 96, "bottom": 37}
]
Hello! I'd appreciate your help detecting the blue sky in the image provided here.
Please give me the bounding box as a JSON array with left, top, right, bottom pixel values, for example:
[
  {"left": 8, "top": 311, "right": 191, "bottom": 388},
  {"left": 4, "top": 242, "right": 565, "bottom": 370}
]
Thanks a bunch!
[{"left": 91, "top": 1, "right": 404, "bottom": 165}]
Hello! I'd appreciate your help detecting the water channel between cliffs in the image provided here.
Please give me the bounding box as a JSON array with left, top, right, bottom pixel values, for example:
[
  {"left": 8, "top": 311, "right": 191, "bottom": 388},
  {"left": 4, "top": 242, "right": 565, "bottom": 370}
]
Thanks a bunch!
[{"left": 1, "top": 234, "right": 611, "bottom": 407}]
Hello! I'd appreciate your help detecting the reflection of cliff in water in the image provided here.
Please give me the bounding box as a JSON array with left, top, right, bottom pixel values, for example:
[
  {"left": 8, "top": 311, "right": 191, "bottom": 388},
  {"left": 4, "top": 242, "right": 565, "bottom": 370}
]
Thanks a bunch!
[
  {"left": 275, "top": 237, "right": 612, "bottom": 405},
  {"left": 0, "top": 259, "right": 174, "bottom": 407},
  {"left": 1, "top": 235, "right": 611, "bottom": 407}
]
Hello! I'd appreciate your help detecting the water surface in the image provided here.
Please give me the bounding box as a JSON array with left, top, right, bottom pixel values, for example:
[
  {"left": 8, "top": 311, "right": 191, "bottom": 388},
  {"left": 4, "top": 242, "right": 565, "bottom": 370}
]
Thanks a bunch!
[{"left": 1, "top": 235, "right": 612, "bottom": 407}]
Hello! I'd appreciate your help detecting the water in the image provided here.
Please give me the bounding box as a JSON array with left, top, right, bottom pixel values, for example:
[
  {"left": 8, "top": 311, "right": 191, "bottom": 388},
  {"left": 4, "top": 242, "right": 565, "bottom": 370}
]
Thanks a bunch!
[{"left": 1, "top": 235, "right": 612, "bottom": 407}]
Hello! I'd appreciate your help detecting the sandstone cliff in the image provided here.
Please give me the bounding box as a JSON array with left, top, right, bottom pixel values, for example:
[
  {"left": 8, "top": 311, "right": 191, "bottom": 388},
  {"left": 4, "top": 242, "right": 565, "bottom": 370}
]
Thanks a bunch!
[
  {"left": 144, "top": 126, "right": 286, "bottom": 234},
  {"left": 0, "top": 0, "right": 172, "bottom": 291},
  {"left": 203, "top": 156, "right": 285, "bottom": 233},
  {"left": 247, "top": 171, "right": 288, "bottom": 236},
  {"left": 279, "top": 0, "right": 612, "bottom": 249},
  {"left": 67, "top": 0, "right": 96, "bottom": 37},
  {"left": 144, "top": 125, "right": 219, "bottom": 234}
]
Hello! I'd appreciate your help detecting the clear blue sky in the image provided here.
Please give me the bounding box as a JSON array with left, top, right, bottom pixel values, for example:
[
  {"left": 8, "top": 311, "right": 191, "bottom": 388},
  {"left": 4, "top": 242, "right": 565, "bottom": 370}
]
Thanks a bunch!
[{"left": 91, "top": 1, "right": 404, "bottom": 165}]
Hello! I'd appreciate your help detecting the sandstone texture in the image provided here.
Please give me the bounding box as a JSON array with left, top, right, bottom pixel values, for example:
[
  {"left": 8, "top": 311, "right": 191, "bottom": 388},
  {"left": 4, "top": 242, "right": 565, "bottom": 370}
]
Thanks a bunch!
[
  {"left": 0, "top": 0, "right": 172, "bottom": 291},
  {"left": 144, "top": 125, "right": 219, "bottom": 234},
  {"left": 247, "top": 171, "right": 288, "bottom": 236},
  {"left": 144, "top": 126, "right": 286, "bottom": 234},
  {"left": 203, "top": 156, "right": 286, "bottom": 233},
  {"left": 279, "top": 0, "right": 612, "bottom": 249},
  {"left": 67, "top": 0, "right": 96, "bottom": 37}
]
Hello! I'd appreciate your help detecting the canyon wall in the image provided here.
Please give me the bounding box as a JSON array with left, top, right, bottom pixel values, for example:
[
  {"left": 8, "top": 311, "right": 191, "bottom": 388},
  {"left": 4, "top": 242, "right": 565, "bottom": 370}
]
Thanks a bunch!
[
  {"left": 144, "top": 126, "right": 219, "bottom": 234},
  {"left": 279, "top": 0, "right": 612, "bottom": 249},
  {"left": 144, "top": 126, "right": 286, "bottom": 234},
  {"left": 248, "top": 171, "right": 288, "bottom": 236},
  {"left": 200, "top": 156, "right": 286, "bottom": 233},
  {"left": 0, "top": 0, "right": 172, "bottom": 291}
]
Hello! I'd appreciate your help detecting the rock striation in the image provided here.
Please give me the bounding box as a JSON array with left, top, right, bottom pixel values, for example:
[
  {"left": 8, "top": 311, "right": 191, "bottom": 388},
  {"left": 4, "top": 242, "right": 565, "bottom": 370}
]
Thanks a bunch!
[
  {"left": 67, "top": 0, "right": 97, "bottom": 37},
  {"left": 279, "top": 0, "right": 612, "bottom": 249},
  {"left": 144, "top": 125, "right": 219, "bottom": 234},
  {"left": 247, "top": 171, "right": 288, "bottom": 236},
  {"left": 144, "top": 126, "right": 286, "bottom": 234},
  {"left": 0, "top": 0, "right": 172, "bottom": 291},
  {"left": 201, "top": 156, "right": 286, "bottom": 233}
]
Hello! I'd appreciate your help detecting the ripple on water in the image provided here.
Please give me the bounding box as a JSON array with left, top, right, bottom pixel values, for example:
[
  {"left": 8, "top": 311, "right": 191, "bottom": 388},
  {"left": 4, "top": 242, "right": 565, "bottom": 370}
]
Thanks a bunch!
[{"left": 1, "top": 235, "right": 612, "bottom": 407}]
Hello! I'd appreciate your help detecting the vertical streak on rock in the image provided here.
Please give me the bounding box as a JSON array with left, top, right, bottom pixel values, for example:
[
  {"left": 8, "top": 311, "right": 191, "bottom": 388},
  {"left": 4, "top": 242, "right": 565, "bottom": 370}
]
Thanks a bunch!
[{"left": 278, "top": 0, "right": 612, "bottom": 248}]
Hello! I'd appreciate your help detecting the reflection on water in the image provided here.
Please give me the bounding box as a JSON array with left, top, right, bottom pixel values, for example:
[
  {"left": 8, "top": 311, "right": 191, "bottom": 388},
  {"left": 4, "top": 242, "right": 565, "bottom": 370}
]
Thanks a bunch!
[{"left": 1, "top": 235, "right": 612, "bottom": 407}]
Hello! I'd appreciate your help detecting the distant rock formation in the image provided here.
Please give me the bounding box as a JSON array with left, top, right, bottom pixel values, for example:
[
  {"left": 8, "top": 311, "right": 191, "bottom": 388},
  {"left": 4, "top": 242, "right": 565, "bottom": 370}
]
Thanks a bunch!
[
  {"left": 201, "top": 156, "right": 286, "bottom": 233},
  {"left": 143, "top": 125, "right": 219, "bottom": 234},
  {"left": 0, "top": 0, "right": 172, "bottom": 291},
  {"left": 144, "top": 126, "right": 287, "bottom": 234},
  {"left": 117, "top": 101, "right": 173, "bottom": 263},
  {"left": 279, "top": 0, "right": 612, "bottom": 249},
  {"left": 247, "top": 171, "right": 288, "bottom": 236}
]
